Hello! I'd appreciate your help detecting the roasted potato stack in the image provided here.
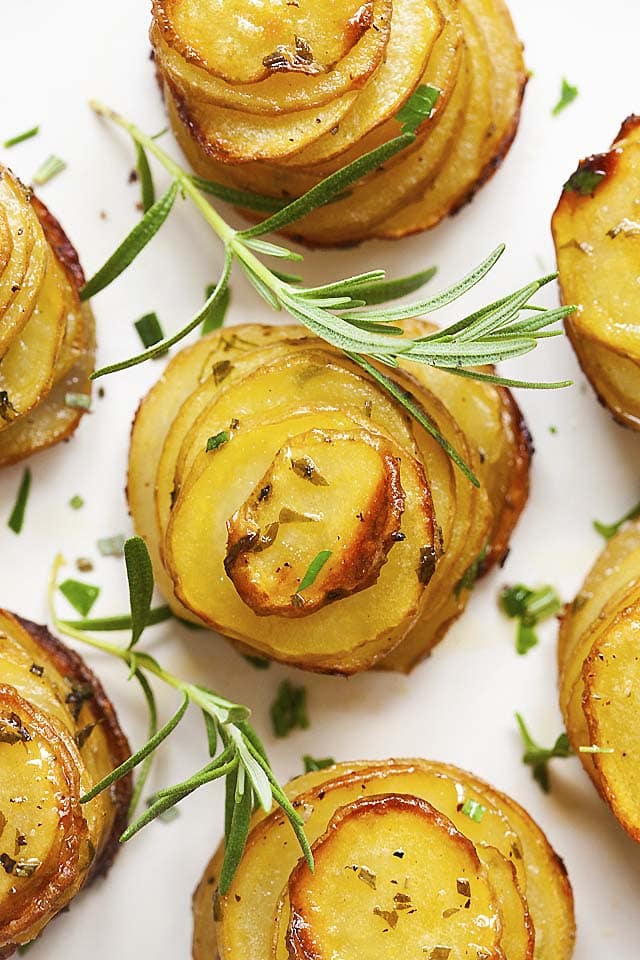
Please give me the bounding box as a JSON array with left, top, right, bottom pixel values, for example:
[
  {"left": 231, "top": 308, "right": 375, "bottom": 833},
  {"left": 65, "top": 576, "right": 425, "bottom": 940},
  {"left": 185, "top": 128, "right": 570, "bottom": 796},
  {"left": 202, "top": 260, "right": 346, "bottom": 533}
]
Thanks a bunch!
[
  {"left": 151, "top": 0, "right": 527, "bottom": 246},
  {"left": 0, "top": 611, "right": 131, "bottom": 956},
  {"left": 193, "top": 759, "right": 575, "bottom": 960},
  {"left": 559, "top": 519, "right": 640, "bottom": 843},
  {"left": 128, "top": 323, "right": 531, "bottom": 674},
  {"left": 0, "top": 166, "right": 95, "bottom": 467},
  {"left": 552, "top": 116, "right": 640, "bottom": 429}
]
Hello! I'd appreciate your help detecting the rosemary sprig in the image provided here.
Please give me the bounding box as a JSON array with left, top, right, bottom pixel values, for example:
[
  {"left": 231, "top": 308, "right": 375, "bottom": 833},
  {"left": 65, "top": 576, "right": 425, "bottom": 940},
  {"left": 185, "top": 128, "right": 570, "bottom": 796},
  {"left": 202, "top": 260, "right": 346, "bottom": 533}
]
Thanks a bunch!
[
  {"left": 50, "top": 538, "right": 312, "bottom": 892},
  {"left": 82, "top": 96, "right": 574, "bottom": 485}
]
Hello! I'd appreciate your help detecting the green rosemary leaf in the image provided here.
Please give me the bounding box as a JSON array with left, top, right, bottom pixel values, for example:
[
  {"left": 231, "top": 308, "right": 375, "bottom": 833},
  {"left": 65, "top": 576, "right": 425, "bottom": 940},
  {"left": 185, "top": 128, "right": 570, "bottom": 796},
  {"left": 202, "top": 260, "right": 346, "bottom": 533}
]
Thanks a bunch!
[
  {"left": 4, "top": 125, "right": 39, "bottom": 148},
  {"left": 203, "top": 710, "right": 218, "bottom": 757},
  {"left": 298, "top": 550, "right": 332, "bottom": 592},
  {"left": 244, "top": 267, "right": 282, "bottom": 310},
  {"left": 60, "top": 605, "right": 172, "bottom": 631},
  {"left": 80, "top": 179, "right": 179, "bottom": 300},
  {"left": 300, "top": 270, "right": 386, "bottom": 299},
  {"left": 8, "top": 468, "right": 31, "bottom": 534},
  {"left": 59, "top": 579, "right": 100, "bottom": 617},
  {"left": 220, "top": 779, "right": 253, "bottom": 895},
  {"left": 396, "top": 84, "right": 441, "bottom": 134},
  {"left": 303, "top": 755, "right": 335, "bottom": 773},
  {"left": 125, "top": 536, "right": 155, "bottom": 648},
  {"left": 243, "top": 237, "right": 304, "bottom": 261},
  {"left": 515, "top": 713, "right": 572, "bottom": 793},
  {"left": 271, "top": 268, "right": 303, "bottom": 284},
  {"left": 552, "top": 77, "right": 579, "bottom": 116},
  {"left": 189, "top": 174, "right": 286, "bottom": 213},
  {"left": 128, "top": 670, "right": 159, "bottom": 819},
  {"left": 593, "top": 498, "right": 640, "bottom": 540},
  {"left": 135, "top": 142, "right": 156, "bottom": 213},
  {"left": 271, "top": 681, "right": 309, "bottom": 738},
  {"left": 224, "top": 765, "right": 238, "bottom": 840},
  {"left": 33, "top": 154, "right": 66, "bottom": 185},
  {"left": 343, "top": 266, "right": 437, "bottom": 306},
  {"left": 202, "top": 284, "right": 230, "bottom": 335},
  {"left": 81, "top": 693, "right": 189, "bottom": 804},
  {"left": 283, "top": 294, "right": 406, "bottom": 356},
  {"left": 446, "top": 367, "right": 573, "bottom": 390},
  {"left": 404, "top": 336, "right": 538, "bottom": 367},
  {"left": 135, "top": 311, "right": 165, "bottom": 349}
]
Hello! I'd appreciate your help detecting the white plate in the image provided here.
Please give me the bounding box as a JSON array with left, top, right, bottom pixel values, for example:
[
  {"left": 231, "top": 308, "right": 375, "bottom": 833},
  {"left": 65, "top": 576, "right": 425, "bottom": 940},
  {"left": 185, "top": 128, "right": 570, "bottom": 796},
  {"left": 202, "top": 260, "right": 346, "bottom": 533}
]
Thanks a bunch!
[{"left": 2, "top": 1, "right": 640, "bottom": 956}]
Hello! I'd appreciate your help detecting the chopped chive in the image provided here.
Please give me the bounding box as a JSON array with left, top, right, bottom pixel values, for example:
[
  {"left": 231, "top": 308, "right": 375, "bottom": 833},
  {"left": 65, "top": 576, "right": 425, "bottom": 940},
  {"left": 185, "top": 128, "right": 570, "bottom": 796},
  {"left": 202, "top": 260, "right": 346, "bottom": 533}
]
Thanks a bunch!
[
  {"left": 65, "top": 392, "right": 91, "bottom": 410},
  {"left": 593, "top": 498, "right": 640, "bottom": 540},
  {"left": 59, "top": 579, "right": 100, "bottom": 617},
  {"left": 206, "top": 430, "right": 229, "bottom": 452},
  {"left": 8, "top": 468, "right": 31, "bottom": 534},
  {"left": 4, "top": 125, "right": 40, "bottom": 149},
  {"left": 135, "top": 312, "right": 165, "bottom": 349},
  {"left": 461, "top": 798, "right": 486, "bottom": 823},
  {"left": 271, "top": 680, "right": 309, "bottom": 738},
  {"left": 396, "top": 84, "right": 441, "bottom": 134},
  {"left": 69, "top": 495, "right": 84, "bottom": 510},
  {"left": 552, "top": 78, "right": 579, "bottom": 116},
  {"left": 202, "top": 284, "right": 231, "bottom": 335},
  {"left": 303, "top": 755, "right": 335, "bottom": 773},
  {"left": 97, "top": 534, "right": 126, "bottom": 557},
  {"left": 297, "top": 550, "right": 332, "bottom": 593},
  {"left": 33, "top": 154, "right": 66, "bottom": 185},
  {"left": 501, "top": 584, "right": 562, "bottom": 655}
]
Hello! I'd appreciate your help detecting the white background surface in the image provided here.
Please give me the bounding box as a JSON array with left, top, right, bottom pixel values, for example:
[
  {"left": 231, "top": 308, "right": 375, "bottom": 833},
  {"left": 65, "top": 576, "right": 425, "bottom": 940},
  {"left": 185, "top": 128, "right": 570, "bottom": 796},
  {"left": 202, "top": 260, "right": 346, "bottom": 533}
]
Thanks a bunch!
[{"left": 2, "top": 1, "right": 640, "bottom": 956}]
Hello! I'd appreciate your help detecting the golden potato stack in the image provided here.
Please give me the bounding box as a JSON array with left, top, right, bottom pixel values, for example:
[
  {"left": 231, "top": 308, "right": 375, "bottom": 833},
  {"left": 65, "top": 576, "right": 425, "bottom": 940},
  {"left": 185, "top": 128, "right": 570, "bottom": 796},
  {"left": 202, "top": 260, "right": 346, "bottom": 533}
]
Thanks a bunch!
[
  {"left": 193, "top": 758, "right": 575, "bottom": 960},
  {"left": 559, "top": 520, "right": 640, "bottom": 844},
  {"left": 128, "top": 323, "right": 530, "bottom": 675},
  {"left": 553, "top": 116, "right": 640, "bottom": 430},
  {"left": 0, "top": 166, "right": 95, "bottom": 467},
  {"left": 151, "top": 0, "right": 526, "bottom": 246},
  {"left": 0, "top": 612, "right": 130, "bottom": 957}
]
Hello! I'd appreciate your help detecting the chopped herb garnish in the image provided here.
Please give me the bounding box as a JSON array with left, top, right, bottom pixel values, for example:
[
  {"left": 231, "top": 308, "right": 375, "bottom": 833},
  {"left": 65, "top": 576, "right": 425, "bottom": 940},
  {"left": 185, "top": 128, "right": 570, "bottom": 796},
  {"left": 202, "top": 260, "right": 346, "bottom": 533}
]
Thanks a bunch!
[
  {"left": 297, "top": 550, "right": 332, "bottom": 593},
  {"left": 59, "top": 579, "right": 100, "bottom": 617},
  {"left": 291, "top": 456, "right": 329, "bottom": 486},
  {"left": 500, "top": 584, "right": 562, "bottom": 654},
  {"left": 97, "top": 534, "right": 126, "bottom": 557},
  {"left": 69, "top": 494, "right": 84, "bottom": 510},
  {"left": 454, "top": 545, "right": 488, "bottom": 596},
  {"left": 135, "top": 312, "right": 165, "bottom": 349},
  {"left": 202, "top": 284, "right": 231, "bottom": 335},
  {"left": 593, "top": 498, "right": 640, "bottom": 540},
  {"left": 396, "top": 84, "right": 441, "bottom": 133},
  {"left": 552, "top": 78, "right": 579, "bottom": 116},
  {"left": 206, "top": 430, "right": 230, "bottom": 452},
  {"left": 75, "top": 723, "right": 97, "bottom": 749},
  {"left": 32, "top": 154, "right": 66, "bottom": 185},
  {"left": 3, "top": 125, "right": 40, "bottom": 149},
  {"left": 65, "top": 392, "right": 91, "bottom": 410},
  {"left": 271, "top": 680, "right": 309, "bottom": 738},
  {"left": 242, "top": 654, "right": 271, "bottom": 670},
  {"left": 461, "top": 799, "right": 486, "bottom": 823},
  {"left": 515, "top": 713, "right": 572, "bottom": 792},
  {"left": 8, "top": 468, "right": 31, "bottom": 534},
  {"left": 303, "top": 754, "right": 335, "bottom": 773},
  {"left": 549, "top": 425, "right": 558, "bottom": 435},
  {"left": 564, "top": 167, "right": 606, "bottom": 196}
]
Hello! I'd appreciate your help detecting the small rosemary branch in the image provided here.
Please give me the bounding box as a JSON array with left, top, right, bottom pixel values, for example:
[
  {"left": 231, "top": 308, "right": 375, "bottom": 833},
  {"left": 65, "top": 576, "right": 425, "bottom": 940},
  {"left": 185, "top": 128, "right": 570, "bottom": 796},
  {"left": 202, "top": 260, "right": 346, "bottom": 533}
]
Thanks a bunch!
[{"left": 50, "top": 539, "right": 312, "bottom": 893}]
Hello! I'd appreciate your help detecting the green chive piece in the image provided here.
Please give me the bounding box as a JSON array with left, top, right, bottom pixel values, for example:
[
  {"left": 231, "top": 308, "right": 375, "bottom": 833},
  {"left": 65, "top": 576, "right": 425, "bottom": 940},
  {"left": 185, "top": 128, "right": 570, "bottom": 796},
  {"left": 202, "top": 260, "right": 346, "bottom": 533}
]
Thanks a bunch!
[
  {"left": 135, "top": 312, "right": 165, "bottom": 349},
  {"left": 500, "top": 584, "right": 562, "bottom": 655},
  {"left": 97, "top": 534, "right": 126, "bottom": 557},
  {"left": 8, "top": 468, "right": 32, "bottom": 534},
  {"left": 297, "top": 550, "right": 332, "bottom": 593},
  {"left": 65, "top": 392, "right": 91, "bottom": 410},
  {"left": 206, "top": 430, "right": 229, "bottom": 452},
  {"left": 396, "top": 84, "right": 441, "bottom": 134},
  {"left": 271, "top": 680, "right": 309, "bottom": 738},
  {"left": 69, "top": 495, "right": 84, "bottom": 510},
  {"left": 33, "top": 155, "right": 66, "bottom": 185},
  {"left": 4, "top": 125, "right": 40, "bottom": 149},
  {"left": 303, "top": 755, "right": 335, "bottom": 773},
  {"left": 59, "top": 579, "right": 100, "bottom": 617},
  {"left": 461, "top": 798, "right": 486, "bottom": 823},
  {"left": 563, "top": 167, "right": 606, "bottom": 196},
  {"left": 593, "top": 498, "right": 640, "bottom": 540},
  {"left": 552, "top": 78, "right": 579, "bottom": 116},
  {"left": 202, "top": 284, "right": 231, "bottom": 335},
  {"left": 515, "top": 713, "right": 572, "bottom": 793}
]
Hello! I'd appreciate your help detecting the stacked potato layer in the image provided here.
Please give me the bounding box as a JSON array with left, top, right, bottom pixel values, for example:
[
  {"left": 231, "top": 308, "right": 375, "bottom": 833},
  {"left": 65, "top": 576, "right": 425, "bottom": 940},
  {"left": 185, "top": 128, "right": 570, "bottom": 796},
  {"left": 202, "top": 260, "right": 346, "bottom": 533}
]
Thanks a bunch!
[
  {"left": 193, "top": 759, "right": 575, "bottom": 960},
  {"left": 0, "top": 166, "right": 95, "bottom": 467},
  {"left": 128, "top": 323, "right": 530, "bottom": 674},
  {"left": 0, "top": 612, "right": 130, "bottom": 957},
  {"left": 559, "top": 520, "right": 640, "bottom": 843},
  {"left": 553, "top": 116, "right": 640, "bottom": 430},
  {"left": 151, "top": 0, "right": 526, "bottom": 246}
]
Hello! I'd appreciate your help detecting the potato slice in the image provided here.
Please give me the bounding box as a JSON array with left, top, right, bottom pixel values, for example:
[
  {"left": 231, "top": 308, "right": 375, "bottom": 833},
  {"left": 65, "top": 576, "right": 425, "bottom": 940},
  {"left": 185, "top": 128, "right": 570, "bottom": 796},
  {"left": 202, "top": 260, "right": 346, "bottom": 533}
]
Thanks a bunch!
[
  {"left": 552, "top": 116, "right": 640, "bottom": 429},
  {"left": 287, "top": 794, "right": 502, "bottom": 960},
  {"left": 225, "top": 428, "right": 406, "bottom": 616}
]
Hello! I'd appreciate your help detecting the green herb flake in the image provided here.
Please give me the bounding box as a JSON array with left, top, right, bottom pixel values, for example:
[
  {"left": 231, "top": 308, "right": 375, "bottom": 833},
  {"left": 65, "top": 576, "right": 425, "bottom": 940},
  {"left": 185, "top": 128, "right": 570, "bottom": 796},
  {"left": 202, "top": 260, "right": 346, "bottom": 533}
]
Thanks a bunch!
[
  {"left": 202, "top": 284, "right": 231, "bottom": 335},
  {"left": 593, "top": 498, "right": 640, "bottom": 540},
  {"left": 8, "top": 468, "right": 31, "bottom": 534},
  {"left": 454, "top": 545, "right": 488, "bottom": 597},
  {"left": 32, "top": 154, "right": 66, "bottom": 185},
  {"left": 59, "top": 579, "right": 100, "bottom": 617},
  {"left": 563, "top": 167, "right": 606, "bottom": 196},
  {"left": 69, "top": 494, "right": 84, "bottom": 510},
  {"left": 500, "top": 584, "right": 562, "bottom": 655},
  {"left": 97, "top": 534, "right": 126, "bottom": 557},
  {"left": 396, "top": 84, "right": 441, "bottom": 134},
  {"left": 3, "top": 125, "right": 40, "bottom": 149},
  {"left": 303, "top": 754, "right": 335, "bottom": 773},
  {"left": 461, "top": 798, "right": 486, "bottom": 823},
  {"left": 135, "top": 312, "right": 165, "bottom": 349},
  {"left": 206, "top": 430, "right": 230, "bottom": 453},
  {"left": 297, "top": 550, "right": 332, "bottom": 593},
  {"left": 65, "top": 392, "right": 91, "bottom": 410},
  {"left": 515, "top": 713, "right": 572, "bottom": 792},
  {"left": 549, "top": 425, "right": 558, "bottom": 435},
  {"left": 552, "top": 77, "right": 579, "bottom": 116},
  {"left": 271, "top": 680, "right": 309, "bottom": 738}
]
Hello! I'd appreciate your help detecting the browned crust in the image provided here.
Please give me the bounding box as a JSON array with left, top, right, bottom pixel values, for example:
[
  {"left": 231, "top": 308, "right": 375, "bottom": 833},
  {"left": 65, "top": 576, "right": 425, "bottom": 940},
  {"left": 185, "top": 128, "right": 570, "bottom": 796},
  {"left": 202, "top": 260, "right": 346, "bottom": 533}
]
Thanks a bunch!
[
  {"left": 554, "top": 149, "right": 619, "bottom": 220},
  {"left": 614, "top": 113, "right": 640, "bottom": 146},
  {"left": 28, "top": 193, "right": 85, "bottom": 291},
  {"left": 14, "top": 616, "right": 132, "bottom": 880},
  {"left": 162, "top": 77, "right": 242, "bottom": 166}
]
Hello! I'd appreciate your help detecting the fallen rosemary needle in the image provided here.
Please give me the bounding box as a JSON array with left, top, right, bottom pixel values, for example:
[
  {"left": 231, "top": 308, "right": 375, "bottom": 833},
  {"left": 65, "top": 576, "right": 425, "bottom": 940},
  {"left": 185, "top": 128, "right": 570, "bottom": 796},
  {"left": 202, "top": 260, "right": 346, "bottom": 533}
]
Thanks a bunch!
[
  {"left": 50, "top": 537, "right": 312, "bottom": 893},
  {"left": 82, "top": 91, "right": 574, "bottom": 486}
]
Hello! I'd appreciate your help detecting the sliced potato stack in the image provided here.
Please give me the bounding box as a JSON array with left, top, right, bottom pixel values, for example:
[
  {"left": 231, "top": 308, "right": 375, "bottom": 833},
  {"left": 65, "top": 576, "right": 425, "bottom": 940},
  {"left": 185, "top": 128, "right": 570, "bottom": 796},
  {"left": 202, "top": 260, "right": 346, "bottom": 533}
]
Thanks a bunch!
[
  {"left": 0, "top": 612, "right": 131, "bottom": 957},
  {"left": 559, "top": 519, "right": 640, "bottom": 843},
  {"left": 151, "top": 0, "right": 527, "bottom": 246},
  {"left": 193, "top": 759, "right": 575, "bottom": 960},
  {"left": 552, "top": 116, "right": 640, "bottom": 429},
  {"left": 0, "top": 166, "right": 95, "bottom": 467},
  {"left": 128, "top": 323, "right": 531, "bottom": 674}
]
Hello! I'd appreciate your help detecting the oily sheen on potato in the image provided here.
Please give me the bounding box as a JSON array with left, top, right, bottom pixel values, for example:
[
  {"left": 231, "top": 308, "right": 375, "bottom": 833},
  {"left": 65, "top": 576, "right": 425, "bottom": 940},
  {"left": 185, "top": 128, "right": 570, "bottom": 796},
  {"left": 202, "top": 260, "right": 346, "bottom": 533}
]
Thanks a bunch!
[
  {"left": 128, "top": 323, "right": 531, "bottom": 674},
  {"left": 0, "top": 612, "right": 131, "bottom": 957},
  {"left": 552, "top": 116, "right": 640, "bottom": 429},
  {"left": 192, "top": 759, "right": 576, "bottom": 960},
  {"left": 559, "top": 519, "right": 640, "bottom": 843},
  {"left": 151, "top": 0, "right": 527, "bottom": 246},
  {"left": 0, "top": 166, "right": 95, "bottom": 467}
]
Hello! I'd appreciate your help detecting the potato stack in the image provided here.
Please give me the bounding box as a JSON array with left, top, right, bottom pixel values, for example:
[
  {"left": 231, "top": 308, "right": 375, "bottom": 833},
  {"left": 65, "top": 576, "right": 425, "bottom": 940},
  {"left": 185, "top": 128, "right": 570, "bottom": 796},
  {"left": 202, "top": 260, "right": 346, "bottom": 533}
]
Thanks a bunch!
[
  {"left": 128, "top": 323, "right": 530, "bottom": 675},
  {"left": 0, "top": 612, "right": 130, "bottom": 957},
  {"left": 553, "top": 116, "right": 640, "bottom": 430},
  {"left": 0, "top": 166, "right": 95, "bottom": 467},
  {"left": 193, "top": 758, "right": 575, "bottom": 960},
  {"left": 150, "top": 0, "right": 526, "bottom": 246},
  {"left": 559, "top": 520, "right": 640, "bottom": 843}
]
